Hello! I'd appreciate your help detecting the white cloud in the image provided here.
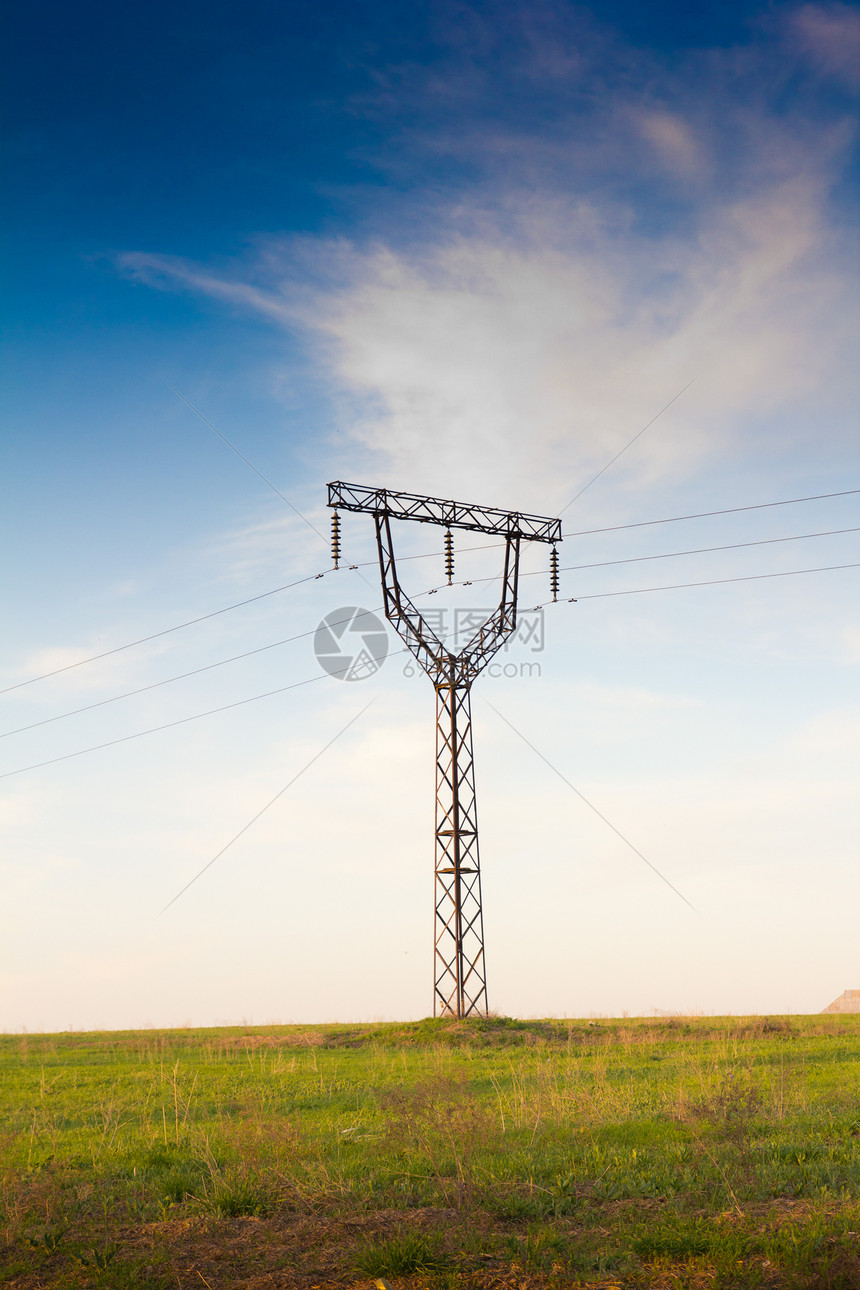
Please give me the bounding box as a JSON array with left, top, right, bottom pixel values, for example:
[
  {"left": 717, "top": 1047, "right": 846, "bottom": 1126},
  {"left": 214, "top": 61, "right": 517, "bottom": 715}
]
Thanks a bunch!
[
  {"left": 310, "top": 171, "right": 853, "bottom": 507},
  {"left": 121, "top": 154, "right": 855, "bottom": 519},
  {"left": 1, "top": 643, "right": 155, "bottom": 696},
  {"left": 118, "top": 252, "right": 295, "bottom": 324},
  {"left": 118, "top": 119, "right": 856, "bottom": 525},
  {"left": 634, "top": 111, "right": 706, "bottom": 180}
]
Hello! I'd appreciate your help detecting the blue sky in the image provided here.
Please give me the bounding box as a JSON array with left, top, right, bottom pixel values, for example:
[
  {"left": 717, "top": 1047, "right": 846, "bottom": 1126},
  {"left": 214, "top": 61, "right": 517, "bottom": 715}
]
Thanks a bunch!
[{"left": 2, "top": 0, "right": 859, "bottom": 1030}]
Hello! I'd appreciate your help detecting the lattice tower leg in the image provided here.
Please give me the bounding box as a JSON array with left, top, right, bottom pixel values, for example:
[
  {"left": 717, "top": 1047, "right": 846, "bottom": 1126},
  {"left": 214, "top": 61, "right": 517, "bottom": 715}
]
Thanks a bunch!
[{"left": 434, "top": 679, "right": 488, "bottom": 1017}]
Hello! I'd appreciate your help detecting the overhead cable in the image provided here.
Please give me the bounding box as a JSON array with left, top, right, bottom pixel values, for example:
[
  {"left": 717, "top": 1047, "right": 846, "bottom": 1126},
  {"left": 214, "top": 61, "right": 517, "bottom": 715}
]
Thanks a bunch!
[
  {"left": 11, "top": 537, "right": 854, "bottom": 736},
  {"left": 6, "top": 524, "right": 857, "bottom": 734},
  {"left": 0, "top": 571, "right": 332, "bottom": 696},
  {"left": 3, "top": 558, "right": 857, "bottom": 779},
  {"left": 0, "top": 649, "right": 407, "bottom": 781},
  {"left": 165, "top": 381, "right": 327, "bottom": 542},
  {"left": 166, "top": 381, "right": 373, "bottom": 591},
  {"left": 485, "top": 697, "right": 697, "bottom": 913},
  {"left": 327, "top": 513, "right": 860, "bottom": 575},
  {"left": 0, "top": 675, "right": 322, "bottom": 779},
  {"left": 549, "top": 526, "right": 860, "bottom": 579},
  {"left": 0, "top": 605, "right": 387, "bottom": 739},
  {"left": 569, "top": 562, "right": 860, "bottom": 602},
  {"left": 159, "top": 699, "right": 376, "bottom": 915},
  {"left": 562, "top": 488, "right": 860, "bottom": 539},
  {"left": 6, "top": 490, "right": 855, "bottom": 698},
  {"left": 558, "top": 378, "right": 697, "bottom": 515}
]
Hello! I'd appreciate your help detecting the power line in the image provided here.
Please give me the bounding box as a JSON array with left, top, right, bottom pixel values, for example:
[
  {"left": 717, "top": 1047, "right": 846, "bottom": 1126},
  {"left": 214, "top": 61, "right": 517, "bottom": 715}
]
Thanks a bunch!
[
  {"left": 166, "top": 382, "right": 374, "bottom": 592},
  {"left": 546, "top": 526, "right": 860, "bottom": 579},
  {"left": 419, "top": 563, "right": 858, "bottom": 612},
  {"left": 7, "top": 490, "right": 854, "bottom": 699},
  {"left": 420, "top": 526, "right": 860, "bottom": 592},
  {"left": 0, "top": 649, "right": 407, "bottom": 781},
  {"left": 0, "top": 571, "right": 332, "bottom": 696},
  {"left": 484, "top": 698, "right": 697, "bottom": 913},
  {"left": 165, "top": 381, "right": 327, "bottom": 542},
  {"left": 332, "top": 510, "right": 860, "bottom": 577},
  {"left": 0, "top": 608, "right": 376, "bottom": 738},
  {"left": 562, "top": 488, "right": 860, "bottom": 539},
  {"left": 3, "top": 558, "right": 856, "bottom": 779},
  {"left": 6, "top": 529, "right": 856, "bottom": 737},
  {"left": 559, "top": 378, "right": 697, "bottom": 515},
  {"left": 159, "top": 699, "right": 376, "bottom": 915},
  {"left": 565, "top": 562, "right": 860, "bottom": 604},
  {"left": 348, "top": 490, "right": 860, "bottom": 567},
  {"left": 0, "top": 674, "right": 326, "bottom": 781}
]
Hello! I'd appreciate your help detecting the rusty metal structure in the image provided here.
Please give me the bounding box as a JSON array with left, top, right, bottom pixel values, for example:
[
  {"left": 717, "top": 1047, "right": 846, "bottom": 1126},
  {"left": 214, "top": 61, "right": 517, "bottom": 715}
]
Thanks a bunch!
[{"left": 327, "top": 481, "right": 562, "bottom": 1018}]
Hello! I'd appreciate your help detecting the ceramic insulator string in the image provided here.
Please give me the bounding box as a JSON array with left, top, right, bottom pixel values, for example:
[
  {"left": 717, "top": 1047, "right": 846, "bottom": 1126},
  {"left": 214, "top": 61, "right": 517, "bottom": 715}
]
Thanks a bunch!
[
  {"left": 444, "top": 528, "right": 455, "bottom": 585},
  {"left": 550, "top": 545, "right": 560, "bottom": 602}
]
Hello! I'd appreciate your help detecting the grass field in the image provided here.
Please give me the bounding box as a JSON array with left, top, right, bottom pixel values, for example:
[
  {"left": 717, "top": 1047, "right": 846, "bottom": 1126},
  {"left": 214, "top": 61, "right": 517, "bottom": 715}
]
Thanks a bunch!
[{"left": 1, "top": 1014, "right": 859, "bottom": 1288}]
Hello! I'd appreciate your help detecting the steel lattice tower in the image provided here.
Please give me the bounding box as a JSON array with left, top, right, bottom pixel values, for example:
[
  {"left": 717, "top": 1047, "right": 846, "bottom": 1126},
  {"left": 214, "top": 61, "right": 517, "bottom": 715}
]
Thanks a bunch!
[{"left": 328, "top": 482, "right": 561, "bottom": 1017}]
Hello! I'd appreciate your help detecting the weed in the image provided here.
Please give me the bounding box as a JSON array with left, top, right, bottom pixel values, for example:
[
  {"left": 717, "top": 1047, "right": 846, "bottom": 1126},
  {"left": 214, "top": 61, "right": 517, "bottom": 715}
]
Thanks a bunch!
[
  {"left": 158, "top": 1165, "right": 203, "bottom": 1204},
  {"left": 381, "top": 1074, "right": 493, "bottom": 1209},
  {"left": 71, "top": 1239, "right": 119, "bottom": 1268},
  {"left": 26, "top": 1220, "right": 70, "bottom": 1249},
  {"left": 486, "top": 1188, "right": 552, "bottom": 1220},
  {"left": 201, "top": 1176, "right": 271, "bottom": 1217},
  {"left": 354, "top": 1228, "right": 446, "bottom": 1276},
  {"left": 633, "top": 1222, "right": 713, "bottom": 1260},
  {"left": 506, "top": 1223, "right": 569, "bottom": 1273}
]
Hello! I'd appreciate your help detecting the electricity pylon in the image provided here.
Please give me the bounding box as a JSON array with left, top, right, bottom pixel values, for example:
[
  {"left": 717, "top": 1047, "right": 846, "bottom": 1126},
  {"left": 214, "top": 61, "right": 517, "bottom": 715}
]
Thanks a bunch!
[{"left": 327, "top": 482, "right": 562, "bottom": 1017}]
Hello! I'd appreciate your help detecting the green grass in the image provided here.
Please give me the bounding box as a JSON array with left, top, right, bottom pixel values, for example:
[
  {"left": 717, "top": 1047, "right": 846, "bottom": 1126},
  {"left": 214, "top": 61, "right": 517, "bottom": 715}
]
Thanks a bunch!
[
  {"left": 354, "top": 1229, "right": 446, "bottom": 1276},
  {"left": 1, "top": 1013, "right": 859, "bottom": 1286}
]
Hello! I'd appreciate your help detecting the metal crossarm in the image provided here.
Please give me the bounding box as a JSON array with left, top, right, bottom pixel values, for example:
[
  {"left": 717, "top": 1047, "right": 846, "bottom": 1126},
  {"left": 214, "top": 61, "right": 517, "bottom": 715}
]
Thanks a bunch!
[
  {"left": 328, "top": 480, "right": 561, "bottom": 543},
  {"left": 327, "top": 480, "right": 561, "bottom": 1018}
]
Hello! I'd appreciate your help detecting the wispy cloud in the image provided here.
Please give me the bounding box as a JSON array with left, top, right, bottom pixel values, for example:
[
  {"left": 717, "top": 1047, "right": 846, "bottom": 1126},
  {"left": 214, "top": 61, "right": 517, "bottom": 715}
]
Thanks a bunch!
[
  {"left": 790, "top": 2, "right": 860, "bottom": 88},
  {"left": 118, "top": 4, "right": 858, "bottom": 512},
  {"left": 119, "top": 252, "right": 295, "bottom": 324}
]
